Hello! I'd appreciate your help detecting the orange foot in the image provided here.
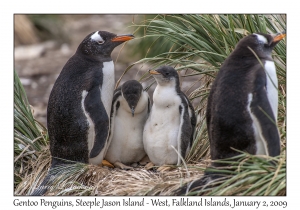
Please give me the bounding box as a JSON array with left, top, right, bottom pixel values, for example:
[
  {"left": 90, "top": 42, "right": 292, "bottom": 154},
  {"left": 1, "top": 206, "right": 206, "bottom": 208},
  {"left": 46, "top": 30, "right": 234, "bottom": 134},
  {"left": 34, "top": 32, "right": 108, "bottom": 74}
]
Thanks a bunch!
[
  {"left": 157, "top": 165, "right": 174, "bottom": 172},
  {"left": 145, "top": 162, "right": 155, "bottom": 170},
  {"left": 100, "top": 159, "right": 114, "bottom": 168}
]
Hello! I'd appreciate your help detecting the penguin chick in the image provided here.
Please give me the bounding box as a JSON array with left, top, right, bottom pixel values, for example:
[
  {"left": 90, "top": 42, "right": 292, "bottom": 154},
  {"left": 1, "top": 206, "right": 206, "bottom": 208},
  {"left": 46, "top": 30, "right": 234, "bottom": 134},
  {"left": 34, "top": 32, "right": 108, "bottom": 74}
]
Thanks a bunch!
[
  {"left": 143, "top": 66, "right": 196, "bottom": 169},
  {"left": 206, "top": 31, "right": 286, "bottom": 167},
  {"left": 105, "top": 80, "right": 151, "bottom": 170},
  {"left": 31, "top": 31, "right": 134, "bottom": 195}
]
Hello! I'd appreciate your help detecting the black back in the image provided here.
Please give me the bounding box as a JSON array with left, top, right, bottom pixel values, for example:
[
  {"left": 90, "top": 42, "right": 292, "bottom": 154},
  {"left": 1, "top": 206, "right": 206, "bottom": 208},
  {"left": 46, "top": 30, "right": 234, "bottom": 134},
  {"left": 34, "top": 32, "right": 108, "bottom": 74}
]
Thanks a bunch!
[{"left": 206, "top": 32, "right": 283, "bottom": 165}]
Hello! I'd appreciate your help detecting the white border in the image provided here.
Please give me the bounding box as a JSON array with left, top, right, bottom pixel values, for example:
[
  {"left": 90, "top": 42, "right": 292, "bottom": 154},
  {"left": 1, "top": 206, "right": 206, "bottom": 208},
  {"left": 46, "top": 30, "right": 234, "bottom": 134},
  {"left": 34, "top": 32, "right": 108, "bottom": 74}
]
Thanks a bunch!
[{"left": 4, "top": 1, "right": 298, "bottom": 209}]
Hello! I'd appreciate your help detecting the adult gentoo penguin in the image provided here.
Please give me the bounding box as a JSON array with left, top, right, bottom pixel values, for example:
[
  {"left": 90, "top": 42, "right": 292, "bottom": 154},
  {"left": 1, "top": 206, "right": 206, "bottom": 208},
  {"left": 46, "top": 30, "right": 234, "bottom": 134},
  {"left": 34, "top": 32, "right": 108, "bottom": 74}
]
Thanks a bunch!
[
  {"left": 31, "top": 31, "right": 134, "bottom": 195},
  {"left": 173, "top": 31, "right": 286, "bottom": 196},
  {"left": 206, "top": 31, "right": 285, "bottom": 166},
  {"left": 105, "top": 80, "right": 150, "bottom": 169},
  {"left": 143, "top": 66, "right": 196, "bottom": 170}
]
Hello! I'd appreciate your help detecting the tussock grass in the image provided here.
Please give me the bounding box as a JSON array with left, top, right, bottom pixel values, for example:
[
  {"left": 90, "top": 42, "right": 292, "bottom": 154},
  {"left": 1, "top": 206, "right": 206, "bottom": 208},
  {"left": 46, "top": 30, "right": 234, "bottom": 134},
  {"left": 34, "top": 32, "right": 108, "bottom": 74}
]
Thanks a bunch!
[
  {"left": 181, "top": 151, "right": 286, "bottom": 196},
  {"left": 14, "top": 69, "right": 48, "bottom": 189}
]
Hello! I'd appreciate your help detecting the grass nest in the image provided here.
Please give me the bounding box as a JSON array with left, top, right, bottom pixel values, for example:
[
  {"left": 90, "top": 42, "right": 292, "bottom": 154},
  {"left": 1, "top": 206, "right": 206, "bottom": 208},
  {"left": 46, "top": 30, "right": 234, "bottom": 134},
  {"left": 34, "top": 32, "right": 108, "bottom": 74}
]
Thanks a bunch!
[
  {"left": 14, "top": 144, "right": 285, "bottom": 196},
  {"left": 15, "top": 146, "right": 211, "bottom": 196}
]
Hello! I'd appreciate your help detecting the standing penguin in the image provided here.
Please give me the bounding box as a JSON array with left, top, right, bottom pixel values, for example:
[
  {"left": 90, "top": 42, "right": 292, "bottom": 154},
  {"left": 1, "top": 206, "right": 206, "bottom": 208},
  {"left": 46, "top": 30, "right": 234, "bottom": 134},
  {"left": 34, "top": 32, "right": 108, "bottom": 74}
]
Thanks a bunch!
[
  {"left": 143, "top": 66, "right": 196, "bottom": 171},
  {"left": 207, "top": 31, "right": 286, "bottom": 166},
  {"left": 31, "top": 31, "right": 134, "bottom": 195},
  {"left": 105, "top": 80, "right": 150, "bottom": 170},
  {"left": 173, "top": 31, "right": 286, "bottom": 196}
]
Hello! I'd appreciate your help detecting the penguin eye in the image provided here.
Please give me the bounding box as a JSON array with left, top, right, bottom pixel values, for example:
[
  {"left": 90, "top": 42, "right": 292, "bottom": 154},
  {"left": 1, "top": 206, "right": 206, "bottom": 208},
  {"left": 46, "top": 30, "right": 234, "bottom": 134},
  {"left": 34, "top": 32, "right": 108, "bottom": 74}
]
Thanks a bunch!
[{"left": 98, "top": 40, "right": 105, "bottom": 45}]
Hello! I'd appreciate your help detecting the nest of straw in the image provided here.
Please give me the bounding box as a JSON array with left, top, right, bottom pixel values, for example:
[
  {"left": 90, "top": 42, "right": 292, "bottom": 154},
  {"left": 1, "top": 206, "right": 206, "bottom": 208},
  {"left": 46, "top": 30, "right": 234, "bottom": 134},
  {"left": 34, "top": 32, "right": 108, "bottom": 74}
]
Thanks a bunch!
[{"left": 15, "top": 146, "right": 212, "bottom": 196}]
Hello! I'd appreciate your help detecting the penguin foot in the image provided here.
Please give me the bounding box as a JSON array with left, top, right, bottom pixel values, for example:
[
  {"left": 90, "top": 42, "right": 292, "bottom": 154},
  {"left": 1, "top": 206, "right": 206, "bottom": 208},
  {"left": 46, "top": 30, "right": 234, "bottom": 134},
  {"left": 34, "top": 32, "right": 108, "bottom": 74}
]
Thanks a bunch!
[
  {"left": 145, "top": 162, "right": 155, "bottom": 170},
  {"left": 138, "top": 155, "right": 150, "bottom": 166},
  {"left": 131, "top": 162, "right": 138, "bottom": 168},
  {"left": 114, "top": 162, "right": 133, "bottom": 170},
  {"left": 157, "top": 165, "right": 173, "bottom": 172},
  {"left": 101, "top": 160, "right": 115, "bottom": 168}
]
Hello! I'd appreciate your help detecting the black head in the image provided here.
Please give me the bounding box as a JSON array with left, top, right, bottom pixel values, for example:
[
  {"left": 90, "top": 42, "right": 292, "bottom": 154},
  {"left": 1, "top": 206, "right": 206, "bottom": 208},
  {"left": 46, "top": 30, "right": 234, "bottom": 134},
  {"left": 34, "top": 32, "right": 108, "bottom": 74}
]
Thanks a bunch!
[
  {"left": 149, "top": 66, "right": 180, "bottom": 88},
  {"left": 121, "top": 80, "right": 143, "bottom": 117},
  {"left": 232, "top": 31, "right": 286, "bottom": 60},
  {"left": 76, "top": 31, "right": 134, "bottom": 59}
]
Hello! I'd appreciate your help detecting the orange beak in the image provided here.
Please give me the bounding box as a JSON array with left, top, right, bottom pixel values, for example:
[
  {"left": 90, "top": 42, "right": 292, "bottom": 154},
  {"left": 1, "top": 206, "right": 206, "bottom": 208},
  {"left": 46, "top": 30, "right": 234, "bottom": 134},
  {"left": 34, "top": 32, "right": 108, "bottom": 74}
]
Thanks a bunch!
[
  {"left": 111, "top": 34, "right": 134, "bottom": 42},
  {"left": 149, "top": 70, "right": 161, "bottom": 75},
  {"left": 273, "top": 31, "right": 286, "bottom": 42}
]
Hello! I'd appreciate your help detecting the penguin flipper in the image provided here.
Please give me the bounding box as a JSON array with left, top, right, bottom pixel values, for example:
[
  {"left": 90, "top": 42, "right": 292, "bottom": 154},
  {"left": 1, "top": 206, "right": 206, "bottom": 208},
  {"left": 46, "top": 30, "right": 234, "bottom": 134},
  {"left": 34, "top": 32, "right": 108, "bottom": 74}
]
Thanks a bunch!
[
  {"left": 84, "top": 87, "right": 109, "bottom": 158},
  {"left": 184, "top": 94, "right": 196, "bottom": 146},
  {"left": 178, "top": 102, "right": 193, "bottom": 164},
  {"left": 147, "top": 95, "right": 151, "bottom": 114},
  {"left": 103, "top": 88, "right": 122, "bottom": 157},
  {"left": 249, "top": 69, "right": 281, "bottom": 156}
]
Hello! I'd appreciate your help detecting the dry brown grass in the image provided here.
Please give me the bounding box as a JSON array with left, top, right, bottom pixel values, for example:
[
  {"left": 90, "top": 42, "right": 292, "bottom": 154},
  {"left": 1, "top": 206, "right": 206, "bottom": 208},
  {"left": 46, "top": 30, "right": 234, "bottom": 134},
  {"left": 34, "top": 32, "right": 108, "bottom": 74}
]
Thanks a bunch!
[{"left": 15, "top": 147, "right": 211, "bottom": 196}]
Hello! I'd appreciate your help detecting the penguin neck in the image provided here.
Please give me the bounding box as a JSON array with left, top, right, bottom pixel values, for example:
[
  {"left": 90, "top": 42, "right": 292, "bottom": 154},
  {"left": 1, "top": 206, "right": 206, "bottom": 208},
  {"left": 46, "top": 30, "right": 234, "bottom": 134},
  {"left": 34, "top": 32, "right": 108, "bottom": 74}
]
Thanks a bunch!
[
  {"left": 230, "top": 47, "right": 273, "bottom": 64},
  {"left": 223, "top": 53, "right": 262, "bottom": 70},
  {"left": 76, "top": 50, "right": 113, "bottom": 63},
  {"left": 156, "top": 79, "right": 180, "bottom": 93},
  {"left": 154, "top": 81, "right": 180, "bottom": 106}
]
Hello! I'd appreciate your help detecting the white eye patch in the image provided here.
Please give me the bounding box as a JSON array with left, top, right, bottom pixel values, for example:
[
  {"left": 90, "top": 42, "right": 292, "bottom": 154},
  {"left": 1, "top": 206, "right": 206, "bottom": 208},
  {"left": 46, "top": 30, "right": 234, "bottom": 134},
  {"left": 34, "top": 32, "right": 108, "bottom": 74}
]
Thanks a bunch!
[
  {"left": 91, "top": 31, "right": 104, "bottom": 42},
  {"left": 254, "top": 33, "right": 268, "bottom": 44}
]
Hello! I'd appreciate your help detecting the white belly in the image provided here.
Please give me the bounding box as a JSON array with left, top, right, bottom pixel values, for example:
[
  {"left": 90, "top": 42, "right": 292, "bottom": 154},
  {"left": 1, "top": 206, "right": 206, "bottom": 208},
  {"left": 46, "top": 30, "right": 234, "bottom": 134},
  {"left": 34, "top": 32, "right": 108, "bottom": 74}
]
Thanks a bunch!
[
  {"left": 143, "top": 87, "right": 182, "bottom": 166},
  {"left": 264, "top": 60, "right": 278, "bottom": 122},
  {"left": 101, "top": 61, "right": 115, "bottom": 117},
  {"left": 89, "top": 61, "right": 115, "bottom": 165},
  {"left": 105, "top": 96, "right": 148, "bottom": 164},
  {"left": 247, "top": 61, "right": 278, "bottom": 156}
]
